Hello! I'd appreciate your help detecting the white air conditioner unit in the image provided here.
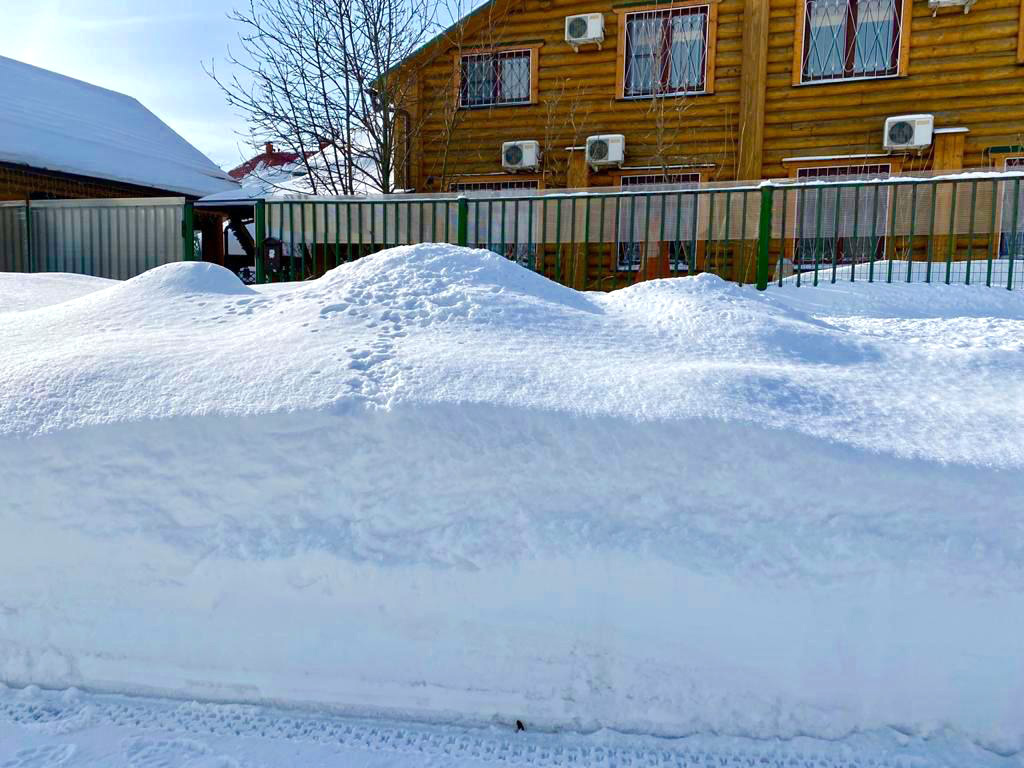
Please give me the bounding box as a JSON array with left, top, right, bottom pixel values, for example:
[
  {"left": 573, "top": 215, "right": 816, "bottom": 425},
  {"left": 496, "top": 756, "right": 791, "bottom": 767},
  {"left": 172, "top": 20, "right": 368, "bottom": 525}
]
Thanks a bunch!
[
  {"left": 928, "top": 0, "right": 975, "bottom": 14},
  {"left": 883, "top": 114, "right": 934, "bottom": 151},
  {"left": 565, "top": 13, "right": 604, "bottom": 51},
  {"left": 586, "top": 134, "right": 625, "bottom": 169},
  {"left": 502, "top": 140, "right": 540, "bottom": 172}
]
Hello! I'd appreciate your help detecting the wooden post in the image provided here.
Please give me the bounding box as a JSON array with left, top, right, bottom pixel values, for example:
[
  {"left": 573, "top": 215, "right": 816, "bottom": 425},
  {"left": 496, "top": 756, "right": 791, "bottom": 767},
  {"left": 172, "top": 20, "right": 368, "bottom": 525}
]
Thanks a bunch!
[
  {"left": 198, "top": 212, "right": 226, "bottom": 266},
  {"left": 933, "top": 128, "right": 968, "bottom": 266},
  {"left": 566, "top": 149, "right": 589, "bottom": 189},
  {"left": 737, "top": 0, "right": 769, "bottom": 182},
  {"left": 933, "top": 129, "right": 967, "bottom": 173},
  {"left": 566, "top": 149, "right": 589, "bottom": 290}
]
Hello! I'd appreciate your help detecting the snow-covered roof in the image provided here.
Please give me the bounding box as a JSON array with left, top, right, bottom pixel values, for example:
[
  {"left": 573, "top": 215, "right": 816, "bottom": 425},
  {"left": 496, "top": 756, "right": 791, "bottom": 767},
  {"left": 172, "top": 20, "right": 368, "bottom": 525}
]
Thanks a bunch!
[{"left": 0, "top": 56, "right": 239, "bottom": 198}]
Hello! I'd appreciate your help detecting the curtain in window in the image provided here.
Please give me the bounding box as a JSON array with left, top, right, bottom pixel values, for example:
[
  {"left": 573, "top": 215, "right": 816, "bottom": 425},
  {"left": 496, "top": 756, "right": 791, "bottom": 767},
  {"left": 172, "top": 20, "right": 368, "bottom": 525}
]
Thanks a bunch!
[
  {"left": 461, "top": 51, "right": 531, "bottom": 106},
  {"left": 626, "top": 8, "right": 707, "bottom": 96},
  {"left": 462, "top": 56, "right": 494, "bottom": 106},
  {"left": 499, "top": 54, "right": 530, "bottom": 103},
  {"left": 669, "top": 13, "right": 706, "bottom": 90},
  {"left": 805, "top": 0, "right": 847, "bottom": 79},
  {"left": 803, "top": 0, "right": 900, "bottom": 81},
  {"left": 854, "top": 0, "right": 897, "bottom": 75},
  {"left": 626, "top": 15, "right": 659, "bottom": 95}
]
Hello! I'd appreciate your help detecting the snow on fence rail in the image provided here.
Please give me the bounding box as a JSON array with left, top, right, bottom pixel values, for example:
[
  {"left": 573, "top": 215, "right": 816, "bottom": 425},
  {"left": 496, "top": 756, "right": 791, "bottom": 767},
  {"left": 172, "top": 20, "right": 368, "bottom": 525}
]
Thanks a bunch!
[
  {"left": 2, "top": 172, "right": 1023, "bottom": 290},
  {"left": 0, "top": 197, "right": 188, "bottom": 279}
]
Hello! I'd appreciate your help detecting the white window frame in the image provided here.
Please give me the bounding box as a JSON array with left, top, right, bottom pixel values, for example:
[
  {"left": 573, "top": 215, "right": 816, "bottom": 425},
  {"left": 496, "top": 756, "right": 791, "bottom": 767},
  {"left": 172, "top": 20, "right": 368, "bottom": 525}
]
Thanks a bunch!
[
  {"left": 791, "top": 163, "right": 892, "bottom": 272},
  {"left": 616, "top": 172, "right": 701, "bottom": 272},
  {"left": 452, "top": 179, "right": 541, "bottom": 267}
]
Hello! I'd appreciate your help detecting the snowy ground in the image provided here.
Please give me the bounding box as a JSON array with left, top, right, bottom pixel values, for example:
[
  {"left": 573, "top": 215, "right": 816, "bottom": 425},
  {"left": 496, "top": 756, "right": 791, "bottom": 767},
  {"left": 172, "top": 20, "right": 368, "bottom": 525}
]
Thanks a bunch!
[
  {"left": 0, "top": 273, "right": 115, "bottom": 312},
  {"left": 0, "top": 684, "right": 1014, "bottom": 768},
  {"left": 1, "top": 249, "right": 1023, "bottom": 765}
]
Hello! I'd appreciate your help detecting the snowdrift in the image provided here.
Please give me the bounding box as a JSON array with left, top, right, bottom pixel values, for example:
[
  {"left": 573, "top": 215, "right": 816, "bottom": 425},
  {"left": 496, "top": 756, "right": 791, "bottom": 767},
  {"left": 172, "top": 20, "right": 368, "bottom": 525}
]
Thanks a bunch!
[{"left": 1, "top": 247, "right": 1023, "bottom": 759}]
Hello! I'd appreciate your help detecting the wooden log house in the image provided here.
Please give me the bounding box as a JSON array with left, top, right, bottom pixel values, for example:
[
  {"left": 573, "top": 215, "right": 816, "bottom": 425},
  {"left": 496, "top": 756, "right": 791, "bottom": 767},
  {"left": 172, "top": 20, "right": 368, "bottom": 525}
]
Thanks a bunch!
[
  {"left": 377, "top": 0, "right": 1024, "bottom": 286},
  {"left": 393, "top": 0, "right": 1024, "bottom": 188}
]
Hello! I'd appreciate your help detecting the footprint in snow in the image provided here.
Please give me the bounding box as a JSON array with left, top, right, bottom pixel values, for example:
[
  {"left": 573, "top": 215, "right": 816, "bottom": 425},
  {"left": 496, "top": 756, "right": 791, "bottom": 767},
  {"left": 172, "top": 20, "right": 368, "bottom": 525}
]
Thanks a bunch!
[
  {"left": 121, "top": 737, "right": 227, "bottom": 768},
  {"left": 1, "top": 745, "right": 76, "bottom": 768}
]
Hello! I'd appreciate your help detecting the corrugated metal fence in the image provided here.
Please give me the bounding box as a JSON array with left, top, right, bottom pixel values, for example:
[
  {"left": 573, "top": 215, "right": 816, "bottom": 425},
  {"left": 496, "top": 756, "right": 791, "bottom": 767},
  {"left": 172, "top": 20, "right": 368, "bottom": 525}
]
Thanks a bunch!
[
  {"left": 0, "top": 197, "right": 187, "bottom": 279},
  {"left": 0, "top": 202, "right": 28, "bottom": 272}
]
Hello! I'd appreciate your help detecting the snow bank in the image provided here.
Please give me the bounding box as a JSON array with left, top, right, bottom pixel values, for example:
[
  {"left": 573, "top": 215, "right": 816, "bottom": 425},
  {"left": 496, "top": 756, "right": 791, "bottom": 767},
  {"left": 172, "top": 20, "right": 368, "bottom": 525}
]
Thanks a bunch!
[
  {"left": 1, "top": 245, "right": 1023, "bottom": 759},
  {"left": 0, "top": 272, "right": 115, "bottom": 313}
]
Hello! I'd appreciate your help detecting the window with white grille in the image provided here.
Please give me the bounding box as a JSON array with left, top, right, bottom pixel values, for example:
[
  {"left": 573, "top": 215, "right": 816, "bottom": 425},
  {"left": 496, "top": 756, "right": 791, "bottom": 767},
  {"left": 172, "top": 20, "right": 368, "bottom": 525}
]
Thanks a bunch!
[
  {"left": 800, "top": 0, "right": 903, "bottom": 83},
  {"left": 450, "top": 179, "right": 540, "bottom": 192},
  {"left": 793, "top": 164, "right": 891, "bottom": 270},
  {"left": 451, "top": 179, "right": 541, "bottom": 267},
  {"left": 460, "top": 50, "right": 532, "bottom": 108},
  {"left": 617, "top": 173, "right": 701, "bottom": 271},
  {"left": 623, "top": 6, "right": 710, "bottom": 97}
]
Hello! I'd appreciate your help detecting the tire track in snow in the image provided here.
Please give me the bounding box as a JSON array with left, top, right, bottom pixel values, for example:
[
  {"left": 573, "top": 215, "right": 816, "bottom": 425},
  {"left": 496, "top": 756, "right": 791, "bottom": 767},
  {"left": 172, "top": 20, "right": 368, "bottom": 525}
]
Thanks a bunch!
[{"left": 0, "top": 685, "right": 996, "bottom": 768}]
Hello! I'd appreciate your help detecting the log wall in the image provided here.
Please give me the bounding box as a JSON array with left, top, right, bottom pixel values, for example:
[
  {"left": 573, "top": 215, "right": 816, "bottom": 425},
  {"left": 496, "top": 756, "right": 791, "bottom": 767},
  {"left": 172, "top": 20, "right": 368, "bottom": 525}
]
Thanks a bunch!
[{"left": 402, "top": 0, "right": 1024, "bottom": 187}]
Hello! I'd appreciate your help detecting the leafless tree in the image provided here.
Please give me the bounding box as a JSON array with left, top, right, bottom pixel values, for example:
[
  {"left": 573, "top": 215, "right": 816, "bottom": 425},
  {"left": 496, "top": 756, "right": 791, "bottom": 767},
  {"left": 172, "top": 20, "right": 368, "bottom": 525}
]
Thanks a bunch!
[
  {"left": 208, "top": 0, "right": 440, "bottom": 194},
  {"left": 420, "top": 1, "right": 517, "bottom": 191},
  {"left": 539, "top": 78, "right": 590, "bottom": 187}
]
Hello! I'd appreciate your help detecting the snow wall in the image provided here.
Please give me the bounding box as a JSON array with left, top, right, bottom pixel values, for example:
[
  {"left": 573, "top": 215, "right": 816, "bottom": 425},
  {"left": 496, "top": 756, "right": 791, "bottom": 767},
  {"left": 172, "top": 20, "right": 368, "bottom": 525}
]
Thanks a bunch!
[{"left": 1, "top": 247, "right": 1022, "bottom": 757}]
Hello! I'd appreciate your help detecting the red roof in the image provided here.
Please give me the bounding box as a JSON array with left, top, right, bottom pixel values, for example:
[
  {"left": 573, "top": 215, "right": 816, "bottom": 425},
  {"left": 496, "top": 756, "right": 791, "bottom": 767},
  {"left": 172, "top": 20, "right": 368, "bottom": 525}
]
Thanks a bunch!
[{"left": 228, "top": 143, "right": 301, "bottom": 180}]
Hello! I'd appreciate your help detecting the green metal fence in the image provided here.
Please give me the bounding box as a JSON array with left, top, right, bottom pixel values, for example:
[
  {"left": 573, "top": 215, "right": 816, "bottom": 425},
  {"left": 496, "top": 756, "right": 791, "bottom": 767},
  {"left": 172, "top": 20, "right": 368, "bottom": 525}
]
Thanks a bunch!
[
  {"left": 254, "top": 170, "right": 1024, "bottom": 291},
  {"left": 766, "top": 172, "right": 1024, "bottom": 290},
  {"left": 4, "top": 172, "right": 1023, "bottom": 292},
  {"left": 256, "top": 181, "right": 768, "bottom": 291}
]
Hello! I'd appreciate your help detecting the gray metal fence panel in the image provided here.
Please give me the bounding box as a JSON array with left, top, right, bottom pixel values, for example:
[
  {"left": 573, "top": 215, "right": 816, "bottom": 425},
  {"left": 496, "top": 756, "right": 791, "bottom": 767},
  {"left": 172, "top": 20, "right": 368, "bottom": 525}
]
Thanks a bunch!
[
  {"left": 27, "top": 197, "right": 185, "bottom": 279},
  {"left": 0, "top": 202, "right": 29, "bottom": 273}
]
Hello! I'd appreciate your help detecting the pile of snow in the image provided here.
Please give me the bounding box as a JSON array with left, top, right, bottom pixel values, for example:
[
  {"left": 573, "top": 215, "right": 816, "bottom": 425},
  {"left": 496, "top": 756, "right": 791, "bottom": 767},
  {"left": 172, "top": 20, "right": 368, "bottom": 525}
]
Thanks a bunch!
[
  {"left": 1, "top": 245, "right": 1023, "bottom": 761},
  {"left": 0, "top": 272, "right": 115, "bottom": 313}
]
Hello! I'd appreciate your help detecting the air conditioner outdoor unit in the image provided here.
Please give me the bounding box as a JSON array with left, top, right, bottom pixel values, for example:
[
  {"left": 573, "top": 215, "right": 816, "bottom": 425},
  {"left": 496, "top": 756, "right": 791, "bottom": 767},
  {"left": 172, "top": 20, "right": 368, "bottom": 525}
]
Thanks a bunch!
[
  {"left": 565, "top": 13, "right": 604, "bottom": 51},
  {"left": 586, "top": 134, "right": 625, "bottom": 169},
  {"left": 928, "top": 0, "right": 975, "bottom": 14},
  {"left": 502, "top": 140, "right": 541, "bottom": 172},
  {"left": 884, "top": 114, "right": 934, "bottom": 151}
]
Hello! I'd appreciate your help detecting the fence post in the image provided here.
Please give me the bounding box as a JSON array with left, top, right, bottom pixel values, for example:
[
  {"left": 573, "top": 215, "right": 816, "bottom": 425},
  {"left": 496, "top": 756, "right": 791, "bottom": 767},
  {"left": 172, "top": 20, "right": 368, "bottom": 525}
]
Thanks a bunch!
[
  {"left": 24, "top": 199, "right": 33, "bottom": 273},
  {"left": 756, "top": 183, "right": 774, "bottom": 290},
  {"left": 182, "top": 201, "right": 195, "bottom": 261},
  {"left": 254, "top": 199, "right": 266, "bottom": 284},
  {"left": 456, "top": 196, "right": 468, "bottom": 247}
]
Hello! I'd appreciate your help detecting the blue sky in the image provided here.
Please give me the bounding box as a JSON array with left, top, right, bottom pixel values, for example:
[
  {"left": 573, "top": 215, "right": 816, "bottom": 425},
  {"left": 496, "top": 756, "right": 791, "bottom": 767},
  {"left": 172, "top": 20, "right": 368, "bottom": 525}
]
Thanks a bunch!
[{"left": 1, "top": 0, "right": 254, "bottom": 170}]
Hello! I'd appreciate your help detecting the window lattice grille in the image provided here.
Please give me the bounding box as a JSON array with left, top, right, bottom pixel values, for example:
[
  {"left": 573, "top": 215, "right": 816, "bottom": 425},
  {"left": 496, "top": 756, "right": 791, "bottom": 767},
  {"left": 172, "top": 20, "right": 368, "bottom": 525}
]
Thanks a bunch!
[
  {"left": 1001, "top": 158, "right": 1024, "bottom": 257},
  {"left": 617, "top": 173, "right": 701, "bottom": 271},
  {"left": 460, "top": 50, "right": 532, "bottom": 107},
  {"left": 801, "top": 0, "right": 902, "bottom": 82},
  {"left": 793, "top": 164, "right": 891, "bottom": 269},
  {"left": 452, "top": 179, "right": 541, "bottom": 267},
  {"left": 450, "top": 180, "right": 540, "bottom": 192},
  {"left": 624, "top": 6, "right": 709, "bottom": 97}
]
